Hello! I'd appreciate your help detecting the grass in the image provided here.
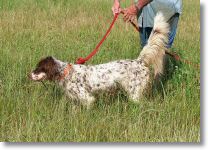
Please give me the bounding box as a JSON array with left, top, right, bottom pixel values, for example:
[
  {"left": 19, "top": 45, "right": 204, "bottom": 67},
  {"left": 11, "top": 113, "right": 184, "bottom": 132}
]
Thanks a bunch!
[{"left": 0, "top": 0, "right": 200, "bottom": 142}]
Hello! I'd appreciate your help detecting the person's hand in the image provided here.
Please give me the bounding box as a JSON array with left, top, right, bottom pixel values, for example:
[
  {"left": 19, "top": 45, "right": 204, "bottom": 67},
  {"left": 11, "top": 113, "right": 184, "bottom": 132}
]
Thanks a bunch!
[
  {"left": 112, "top": 0, "right": 121, "bottom": 16},
  {"left": 122, "top": 4, "right": 139, "bottom": 22}
]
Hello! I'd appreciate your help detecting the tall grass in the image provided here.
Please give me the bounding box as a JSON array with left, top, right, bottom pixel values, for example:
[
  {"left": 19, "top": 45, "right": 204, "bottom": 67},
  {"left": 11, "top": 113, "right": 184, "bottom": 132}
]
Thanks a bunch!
[{"left": 0, "top": 0, "right": 200, "bottom": 142}]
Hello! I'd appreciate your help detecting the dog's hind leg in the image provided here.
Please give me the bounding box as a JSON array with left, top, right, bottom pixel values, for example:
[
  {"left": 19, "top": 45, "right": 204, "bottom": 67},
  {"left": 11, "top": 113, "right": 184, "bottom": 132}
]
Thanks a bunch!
[
  {"left": 128, "top": 87, "right": 142, "bottom": 103},
  {"left": 121, "top": 77, "right": 149, "bottom": 103},
  {"left": 120, "top": 81, "right": 141, "bottom": 103}
]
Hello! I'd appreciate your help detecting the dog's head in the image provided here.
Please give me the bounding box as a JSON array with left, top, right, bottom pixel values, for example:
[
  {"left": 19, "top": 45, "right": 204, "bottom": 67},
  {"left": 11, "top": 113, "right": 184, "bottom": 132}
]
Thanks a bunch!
[{"left": 29, "top": 56, "right": 61, "bottom": 81}]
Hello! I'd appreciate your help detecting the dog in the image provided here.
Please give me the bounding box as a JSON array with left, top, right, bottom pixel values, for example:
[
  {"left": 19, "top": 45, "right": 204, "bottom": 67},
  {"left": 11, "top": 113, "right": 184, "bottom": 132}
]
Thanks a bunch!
[{"left": 29, "top": 13, "right": 169, "bottom": 108}]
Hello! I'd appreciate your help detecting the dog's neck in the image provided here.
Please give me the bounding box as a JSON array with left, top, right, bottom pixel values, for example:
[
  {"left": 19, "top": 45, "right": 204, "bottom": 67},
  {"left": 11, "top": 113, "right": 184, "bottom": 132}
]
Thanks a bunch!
[
  {"left": 57, "top": 60, "right": 69, "bottom": 73},
  {"left": 54, "top": 59, "right": 73, "bottom": 81}
]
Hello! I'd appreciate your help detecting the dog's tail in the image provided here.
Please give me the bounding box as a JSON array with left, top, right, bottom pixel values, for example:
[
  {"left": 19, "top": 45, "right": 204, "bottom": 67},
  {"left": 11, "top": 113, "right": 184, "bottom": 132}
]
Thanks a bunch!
[{"left": 139, "top": 12, "right": 170, "bottom": 75}]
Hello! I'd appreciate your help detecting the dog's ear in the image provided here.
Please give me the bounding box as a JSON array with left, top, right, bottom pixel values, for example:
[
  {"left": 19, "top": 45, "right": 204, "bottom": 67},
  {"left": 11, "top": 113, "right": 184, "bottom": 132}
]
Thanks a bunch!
[{"left": 44, "top": 58, "right": 60, "bottom": 81}]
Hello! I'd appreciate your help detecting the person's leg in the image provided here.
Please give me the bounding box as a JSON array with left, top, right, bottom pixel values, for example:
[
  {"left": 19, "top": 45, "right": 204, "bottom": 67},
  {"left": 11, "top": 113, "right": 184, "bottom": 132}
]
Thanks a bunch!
[
  {"left": 167, "top": 13, "right": 180, "bottom": 48},
  {"left": 139, "top": 27, "right": 153, "bottom": 48}
]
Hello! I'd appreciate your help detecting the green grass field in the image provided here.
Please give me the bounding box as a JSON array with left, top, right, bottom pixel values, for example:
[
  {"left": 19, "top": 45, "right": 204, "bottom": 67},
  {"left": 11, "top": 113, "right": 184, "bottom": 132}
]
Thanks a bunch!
[{"left": 0, "top": 0, "right": 200, "bottom": 142}]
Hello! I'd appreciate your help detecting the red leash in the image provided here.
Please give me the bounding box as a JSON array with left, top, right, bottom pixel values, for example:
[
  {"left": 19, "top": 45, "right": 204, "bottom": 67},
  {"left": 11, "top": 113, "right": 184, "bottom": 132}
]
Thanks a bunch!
[
  {"left": 164, "top": 51, "right": 200, "bottom": 69},
  {"left": 75, "top": 12, "right": 199, "bottom": 69},
  {"left": 76, "top": 13, "right": 119, "bottom": 64}
]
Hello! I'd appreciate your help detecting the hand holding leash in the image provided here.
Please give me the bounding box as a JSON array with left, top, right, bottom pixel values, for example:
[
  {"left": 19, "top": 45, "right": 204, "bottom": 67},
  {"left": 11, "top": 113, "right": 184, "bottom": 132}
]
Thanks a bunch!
[
  {"left": 122, "top": 5, "right": 139, "bottom": 22},
  {"left": 112, "top": 0, "right": 121, "bottom": 16}
]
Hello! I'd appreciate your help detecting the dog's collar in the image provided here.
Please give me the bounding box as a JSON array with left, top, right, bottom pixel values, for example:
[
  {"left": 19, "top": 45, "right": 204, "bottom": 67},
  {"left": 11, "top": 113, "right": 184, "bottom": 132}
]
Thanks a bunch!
[{"left": 59, "top": 64, "right": 72, "bottom": 80}]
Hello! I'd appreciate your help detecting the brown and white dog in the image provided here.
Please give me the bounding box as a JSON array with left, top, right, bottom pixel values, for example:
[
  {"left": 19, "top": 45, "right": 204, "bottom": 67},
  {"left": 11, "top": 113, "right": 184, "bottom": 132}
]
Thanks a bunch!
[{"left": 29, "top": 13, "right": 169, "bottom": 108}]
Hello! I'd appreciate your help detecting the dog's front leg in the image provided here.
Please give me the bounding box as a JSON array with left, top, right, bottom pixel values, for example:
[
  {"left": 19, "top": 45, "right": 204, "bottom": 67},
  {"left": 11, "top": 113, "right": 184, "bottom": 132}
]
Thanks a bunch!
[
  {"left": 67, "top": 87, "right": 95, "bottom": 109},
  {"left": 78, "top": 90, "right": 95, "bottom": 109}
]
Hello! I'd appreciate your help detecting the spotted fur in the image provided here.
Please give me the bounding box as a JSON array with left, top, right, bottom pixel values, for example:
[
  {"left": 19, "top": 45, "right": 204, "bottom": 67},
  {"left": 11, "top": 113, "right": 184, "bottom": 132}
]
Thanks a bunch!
[{"left": 29, "top": 13, "right": 169, "bottom": 108}]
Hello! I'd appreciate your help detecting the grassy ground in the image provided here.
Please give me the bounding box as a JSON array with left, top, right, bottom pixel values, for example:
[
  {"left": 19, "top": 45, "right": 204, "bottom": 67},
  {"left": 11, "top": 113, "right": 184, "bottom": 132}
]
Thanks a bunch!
[{"left": 0, "top": 0, "right": 200, "bottom": 142}]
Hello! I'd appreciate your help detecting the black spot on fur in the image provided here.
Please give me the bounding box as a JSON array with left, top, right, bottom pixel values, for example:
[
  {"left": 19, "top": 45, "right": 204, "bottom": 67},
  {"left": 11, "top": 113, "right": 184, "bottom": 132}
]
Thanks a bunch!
[
  {"left": 108, "top": 70, "right": 112, "bottom": 73},
  {"left": 118, "top": 61, "right": 123, "bottom": 64},
  {"left": 83, "top": 75, "right": 87, "bottom": 82},
  {"left": 76, "top": 79, "right": 81, "bottom": 83},
  {"left": 136, "top": 60, "right": 142, "bottom": 64}
]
